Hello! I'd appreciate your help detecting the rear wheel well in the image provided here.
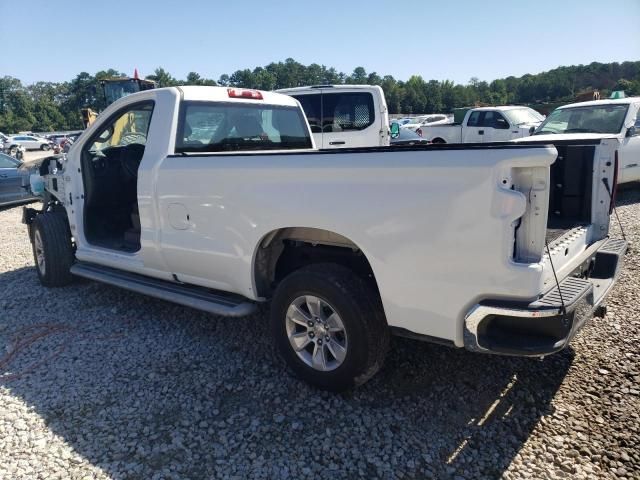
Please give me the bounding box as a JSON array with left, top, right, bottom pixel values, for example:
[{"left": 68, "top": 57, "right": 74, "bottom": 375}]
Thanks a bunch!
[{"left": 254, "top": 228, "right": 379, "bottom": 299}]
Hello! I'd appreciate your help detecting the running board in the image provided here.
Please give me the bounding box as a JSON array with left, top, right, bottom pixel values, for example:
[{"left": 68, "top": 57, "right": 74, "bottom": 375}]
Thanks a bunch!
[{"left": 70, "top": 262, "right": 257, "bottom": 317}]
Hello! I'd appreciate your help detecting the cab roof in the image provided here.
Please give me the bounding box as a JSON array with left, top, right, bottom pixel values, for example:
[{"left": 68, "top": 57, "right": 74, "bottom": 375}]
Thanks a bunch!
[
  {"left": 173, "top": 86, "right": 301, "bottom": 107},
  {"left": 557, "top": 97, "right": 640, "bottom": 109},
  {"left": 471, "top": 105, "right": 534, "bottom": 112},
  {"left": 276, "top": 85, "right": 383, "bottom": 93}
]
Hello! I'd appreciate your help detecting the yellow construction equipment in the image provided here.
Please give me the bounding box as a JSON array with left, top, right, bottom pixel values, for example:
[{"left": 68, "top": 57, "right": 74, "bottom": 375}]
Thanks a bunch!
[{"left": 81, "top": 74, "right": 156, "bottom": 128}]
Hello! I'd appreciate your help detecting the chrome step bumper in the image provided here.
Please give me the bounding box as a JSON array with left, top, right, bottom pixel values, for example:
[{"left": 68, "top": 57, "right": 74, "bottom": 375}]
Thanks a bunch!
[{"left": 464, "top": 237, "right": 627, "bottom": 357}]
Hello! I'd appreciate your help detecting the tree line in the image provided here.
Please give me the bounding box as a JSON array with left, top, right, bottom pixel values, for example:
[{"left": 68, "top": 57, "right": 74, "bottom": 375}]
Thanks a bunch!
[{"left": 1, "top": 59, "right": 639, "bottom": 133}]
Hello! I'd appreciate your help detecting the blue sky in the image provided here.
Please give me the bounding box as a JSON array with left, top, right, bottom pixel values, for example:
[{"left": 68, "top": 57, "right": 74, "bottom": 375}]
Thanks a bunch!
[{"left": 1, "top": 0, "right": 639, "bottom": 85}]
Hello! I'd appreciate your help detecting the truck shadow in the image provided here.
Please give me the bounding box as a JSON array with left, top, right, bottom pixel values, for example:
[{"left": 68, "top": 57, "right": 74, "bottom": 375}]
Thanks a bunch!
[{"left": 0, "top": 265, "right": 571, "bottom": 479}]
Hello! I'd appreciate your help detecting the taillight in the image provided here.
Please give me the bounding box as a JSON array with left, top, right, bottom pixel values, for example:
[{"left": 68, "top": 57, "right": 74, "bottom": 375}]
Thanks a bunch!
[
  {"left": 227, "top": 88, "right": 263, "bottom": 100},
  {"left": 416, "top": 128, "right": 423, "bottom": 137},
  {"left": 610, "top": 150, "right": 619, "bottom": 215}
]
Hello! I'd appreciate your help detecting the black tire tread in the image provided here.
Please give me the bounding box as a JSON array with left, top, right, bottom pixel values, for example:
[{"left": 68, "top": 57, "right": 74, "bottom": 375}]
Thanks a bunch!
[
  {"left": 32, "top": 212, "right": 74, "bottom": 287},
  {"left": 271, "top": 263, "right": 389, "bottom": 391}
]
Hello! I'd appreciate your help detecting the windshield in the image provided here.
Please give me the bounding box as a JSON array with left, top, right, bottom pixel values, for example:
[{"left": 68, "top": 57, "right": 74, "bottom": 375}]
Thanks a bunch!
[
  {"left": 103, "top": 81, "right": 142, "bottom": 106},
  {"left": 503, "top": 108, "right": 544, "bottom": 126},
  {"left": 535, "top": 104, "right": 628, "bottom": 135}
]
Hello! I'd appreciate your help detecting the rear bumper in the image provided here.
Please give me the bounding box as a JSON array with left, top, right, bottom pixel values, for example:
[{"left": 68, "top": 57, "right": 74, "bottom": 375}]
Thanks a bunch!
[{"left": 464, "top": 237, "right": 627, "bottom": 357}]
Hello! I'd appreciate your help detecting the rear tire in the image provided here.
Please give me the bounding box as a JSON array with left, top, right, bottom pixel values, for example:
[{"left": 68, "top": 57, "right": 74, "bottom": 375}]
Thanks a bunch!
[
  {"left": 270, "top": 263, "right": 389, "bottom": 391},
  {"left": 31, "top": 212, "right": 74, "bottom": 287},
  {"left": 432, "top": 137, "right": 446, "bottom": 144}
]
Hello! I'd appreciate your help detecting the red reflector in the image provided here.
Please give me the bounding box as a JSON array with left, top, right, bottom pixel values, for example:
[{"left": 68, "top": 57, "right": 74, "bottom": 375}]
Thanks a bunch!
[
  {"left": 227, "top": 88, "right": 263, "bottom": 100},
  {"left": 610, "top": 150, "right": 619, "bottom": 215}
]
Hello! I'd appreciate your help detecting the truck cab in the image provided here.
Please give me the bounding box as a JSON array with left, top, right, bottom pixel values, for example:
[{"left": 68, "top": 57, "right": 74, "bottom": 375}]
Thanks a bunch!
[{"left": 276, "top": 85, "right": 389, "bottom": 149}]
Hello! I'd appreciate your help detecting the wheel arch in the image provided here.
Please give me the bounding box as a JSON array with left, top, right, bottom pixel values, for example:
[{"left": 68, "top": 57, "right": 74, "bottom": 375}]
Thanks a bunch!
[{"left": 252, "top": 226, "right": 381, "bottom": 300}]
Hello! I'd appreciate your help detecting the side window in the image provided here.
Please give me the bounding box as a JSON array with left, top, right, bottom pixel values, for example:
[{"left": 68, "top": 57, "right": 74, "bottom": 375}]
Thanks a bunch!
[
  {"left": 322, "top": 92, "right": 374, "bottom": 133},
  {"left": 293, "top": 94, "right": 321, "bottom": 133},
  {"left": 484, "top": 112, "right": 509, "bottom": 129},
  {"left": 467, "top": 111, "right": 481, "bottom": 127},
  {"left": 89, "top": 102, "right": 154, "bottom": 151},
  {"left": 634, "top": 108, "right": 640, "bottom": 128}
]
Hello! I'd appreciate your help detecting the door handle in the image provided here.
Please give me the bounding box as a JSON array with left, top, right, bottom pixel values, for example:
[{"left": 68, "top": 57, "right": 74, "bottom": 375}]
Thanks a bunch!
[
  {"left": 0, "top": 174, "right": 7, "bottom": 178},
  {"left": 478, "top": 130, "right": 484, "bottom": 135},
  {"left": 329, "top": 141, "right": 346, "bottom": 145}
]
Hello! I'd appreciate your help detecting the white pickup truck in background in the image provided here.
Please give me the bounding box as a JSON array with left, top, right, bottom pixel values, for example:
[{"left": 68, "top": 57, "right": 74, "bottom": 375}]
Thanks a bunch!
[
  {"left": 23, "top": 86, "right": 626, "bottom": 391},
  {"left": 421, "top": 106, "right": 544, "bottom": 143},
  {"left": 529, "top": 97, "right": 640, "bottom": 184},
  {"left": 276, "top": 85, "right": 390, "bottom": 148}
]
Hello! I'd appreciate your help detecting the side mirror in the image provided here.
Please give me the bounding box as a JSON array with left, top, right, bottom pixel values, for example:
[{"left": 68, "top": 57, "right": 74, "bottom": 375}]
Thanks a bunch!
[
  {"left": 390, "top": 122, "right": 400, "bottom": 139},
  {"left": 626, "top": 126, "right": 638, "bottom": 137},
  {"left": 495, "top": 118, "right": 509, "bottom": 129}
]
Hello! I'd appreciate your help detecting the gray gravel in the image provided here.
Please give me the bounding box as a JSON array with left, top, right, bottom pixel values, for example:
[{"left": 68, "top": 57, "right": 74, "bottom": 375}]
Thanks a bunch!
[{"left": 1, "top": 189, "right": 639, "bottom": 480}]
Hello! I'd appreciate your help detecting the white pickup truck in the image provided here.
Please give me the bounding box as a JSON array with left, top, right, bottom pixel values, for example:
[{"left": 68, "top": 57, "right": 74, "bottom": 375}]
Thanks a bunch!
[
  {"left": 23, "top": 86, "right": 626, "bottom": 391},
  {"left": 529, "top": 97, "right": 640, "bottom": 184},
  {"left": 421, "top": 106, "right": 543, "bottom": 144}
]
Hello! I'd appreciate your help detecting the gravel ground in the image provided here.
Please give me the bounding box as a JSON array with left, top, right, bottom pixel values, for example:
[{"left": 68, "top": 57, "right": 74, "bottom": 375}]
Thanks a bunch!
[{"left": 0, "top": 189, "right": 639, "bottom": 480}]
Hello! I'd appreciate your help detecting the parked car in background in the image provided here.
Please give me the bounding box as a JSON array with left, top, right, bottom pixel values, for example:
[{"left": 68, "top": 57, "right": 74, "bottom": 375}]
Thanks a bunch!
[
  {"left": 390, "top": 123, "right": 430, "bottom": 145},
  {"left": 277, "top": 85, "right": 390, "bottom": 148},
  {"left": 0, "top": 152, "right": 37, "bottom": 206},
  {"left": 7, "top": 135, "right": 53, "bottom": 151},
  {"left": 390, "top": 118, "right": 413, "bottom": 126},
  {"left": 46, "top": 134, "right": 69, "bottom": 145},
  {"left": 0, "top": 139, "right": 26, "bottom": 160},
  {"left": 530, "top": 98, "right": 640, "bottom": 184},
  {"left": 403, "top": 114, "right": 450, "bottom": 135},
  {"left": 421, "top": 106, "right": 543, "bottom": 143}
]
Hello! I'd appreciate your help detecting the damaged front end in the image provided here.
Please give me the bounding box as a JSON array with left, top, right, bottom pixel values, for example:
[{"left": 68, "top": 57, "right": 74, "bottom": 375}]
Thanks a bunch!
[{"left": 21, "top": 154, "right": 69, "bottom": 235}]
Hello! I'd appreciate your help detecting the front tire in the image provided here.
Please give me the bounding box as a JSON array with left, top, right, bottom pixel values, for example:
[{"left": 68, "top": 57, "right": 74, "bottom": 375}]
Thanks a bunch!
[
  {"left": 41, "top": 143, "right": 50, "bottom": 151},
  {"left": 270, "top": 263, "right": 389, "bottom": 391},
  {"left": 31, "top": 212, "right": 74, "bottom": 287}
]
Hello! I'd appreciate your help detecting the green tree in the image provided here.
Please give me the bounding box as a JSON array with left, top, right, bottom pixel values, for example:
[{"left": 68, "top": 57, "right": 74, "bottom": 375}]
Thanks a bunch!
[{"left": 146, "top": 68, "right": 177, "bottom": 87}]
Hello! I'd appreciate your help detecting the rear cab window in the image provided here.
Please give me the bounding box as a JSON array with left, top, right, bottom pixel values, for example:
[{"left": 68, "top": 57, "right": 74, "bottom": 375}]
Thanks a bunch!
[
  {"left": 322, "top": 92, "right": 374, "bottom": 133},
  {"left": 176, "top": 101, "right": 313, "bottom": 153},
  {"left": 291, "top": 92, "right": 376, "bottom": 133}
]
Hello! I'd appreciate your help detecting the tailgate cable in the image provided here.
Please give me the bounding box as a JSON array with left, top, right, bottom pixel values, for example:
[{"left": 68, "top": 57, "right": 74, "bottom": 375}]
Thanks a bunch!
[
  {"left": 602, "top": 178, "right": 627, "bottom": 242},
  {"left": 545, "top": 240, "right": 567, "bottom": 317}
]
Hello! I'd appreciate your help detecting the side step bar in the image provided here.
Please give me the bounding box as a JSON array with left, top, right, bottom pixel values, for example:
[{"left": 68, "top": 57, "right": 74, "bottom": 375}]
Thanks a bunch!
[{"left": 70, "top": 262, "right": 257, "bottom": 317}]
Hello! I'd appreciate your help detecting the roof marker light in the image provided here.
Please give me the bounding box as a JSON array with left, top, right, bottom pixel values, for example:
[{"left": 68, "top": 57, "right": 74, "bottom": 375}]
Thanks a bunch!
[{"left": 227, "top": 88, "right": 263, "bottom": 100}]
